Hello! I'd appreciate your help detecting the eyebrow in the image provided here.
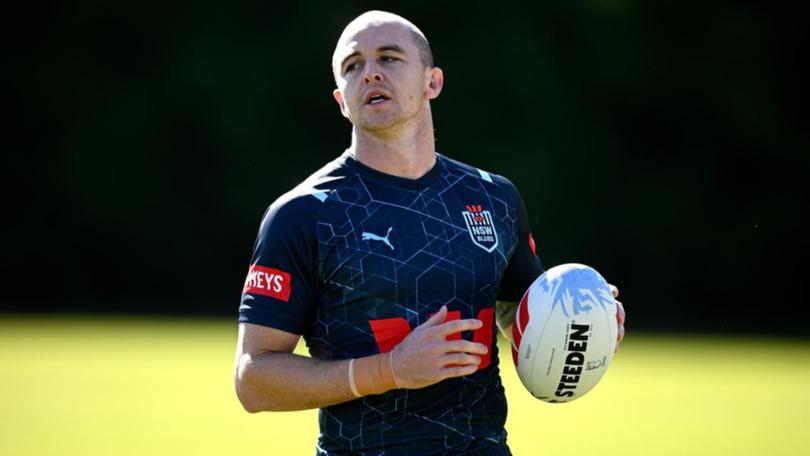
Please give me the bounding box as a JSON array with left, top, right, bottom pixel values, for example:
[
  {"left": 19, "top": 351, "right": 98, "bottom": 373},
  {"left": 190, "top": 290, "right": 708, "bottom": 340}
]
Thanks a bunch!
[
  {"left": 377, "top": 45, "right": 406, "bottom": 54},
  {"left": 339, "top": 44, "right": 407, "bottom": 71}
]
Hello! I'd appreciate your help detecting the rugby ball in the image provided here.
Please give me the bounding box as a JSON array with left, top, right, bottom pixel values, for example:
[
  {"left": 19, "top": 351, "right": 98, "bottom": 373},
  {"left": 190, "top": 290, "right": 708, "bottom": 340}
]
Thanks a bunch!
[{"left": 511, "top": 263, "right": 618, "bottom": 403}]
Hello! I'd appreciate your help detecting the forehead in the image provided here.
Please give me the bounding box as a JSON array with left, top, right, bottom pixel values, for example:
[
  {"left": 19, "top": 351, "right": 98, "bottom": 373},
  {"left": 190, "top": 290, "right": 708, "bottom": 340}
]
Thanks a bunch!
[{"left": 333, "top": 22, "right": 418, "bottom": 64}]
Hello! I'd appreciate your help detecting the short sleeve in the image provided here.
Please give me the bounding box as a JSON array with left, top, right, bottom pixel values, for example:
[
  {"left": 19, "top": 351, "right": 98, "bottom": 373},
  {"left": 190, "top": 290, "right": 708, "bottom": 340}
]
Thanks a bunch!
[
  {"left": 497, "top": 181, "right": 544, "bottom": 302},
  {"left": 238, "top": 195, "right": 320, "bottom": 335}
]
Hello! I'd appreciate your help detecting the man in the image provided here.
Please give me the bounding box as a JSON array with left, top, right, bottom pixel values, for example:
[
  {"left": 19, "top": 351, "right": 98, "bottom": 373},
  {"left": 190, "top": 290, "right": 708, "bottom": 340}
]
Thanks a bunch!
[{"left": 234, "top": 10, "right": 625, "bottom": 455}]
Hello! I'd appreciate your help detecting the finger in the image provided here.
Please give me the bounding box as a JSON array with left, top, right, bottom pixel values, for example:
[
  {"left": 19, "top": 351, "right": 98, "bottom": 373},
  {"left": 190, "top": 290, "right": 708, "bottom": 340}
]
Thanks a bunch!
[
  {"left": 616, "top": 300, "right": 625, "bottom": 325},
  {"left": 441, "top": 364, "right": 479, "bottom": 379},
  {"left": 421, "top": 305, "right": 448, "bottom": 327},
  {"left": 615, "top": 325, "right": 625, "bottom": 353},
  {"left": 434, "top": 318, "right": 483, "bottom": 337},
  {"left": 609, "top": 284, "right": 620, "bottom": 298},
  {"left": 442, "top": 340, "right": 489, "bottom": 355},
  {"left": 441, "top": 353, "right": 482, "bottom": 367}
]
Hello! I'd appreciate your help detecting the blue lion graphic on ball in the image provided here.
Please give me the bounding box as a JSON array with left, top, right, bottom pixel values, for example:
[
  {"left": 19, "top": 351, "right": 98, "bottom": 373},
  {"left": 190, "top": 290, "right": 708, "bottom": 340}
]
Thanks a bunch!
[{"left": 537, "top": 264, "right": 615, "bottom": 318}]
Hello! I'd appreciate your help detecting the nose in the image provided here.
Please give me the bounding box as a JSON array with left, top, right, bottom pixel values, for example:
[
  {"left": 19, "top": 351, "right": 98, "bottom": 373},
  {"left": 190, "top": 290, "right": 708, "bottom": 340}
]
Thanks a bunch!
[
  {"left": 364, "top": 72, "right": 383, "bottom": 83},
  {"left": 363, "top": 65, "right": 384, "bottom": 84}
]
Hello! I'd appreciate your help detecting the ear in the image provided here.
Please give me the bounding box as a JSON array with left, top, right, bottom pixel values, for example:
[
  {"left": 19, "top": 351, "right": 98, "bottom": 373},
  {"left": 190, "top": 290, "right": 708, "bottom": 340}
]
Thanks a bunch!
[
  {"left": 425, "top": 67, "right": 444, "bottom": 100},
  {"left": 333, "top": 88, "right": 349, "bottom": 118}
]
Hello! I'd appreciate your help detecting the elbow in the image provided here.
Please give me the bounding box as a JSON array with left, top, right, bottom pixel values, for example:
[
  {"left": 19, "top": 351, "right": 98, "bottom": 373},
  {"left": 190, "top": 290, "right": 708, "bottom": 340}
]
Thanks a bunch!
[
  {"left": 234, "top": 356, "right": 274, "bottom": 413},
  {"left": 236, "top": 388, "right": 270, "bottom": 413},
  {"left": 235, "top": 385, "right": 266, "bottom": 414}
]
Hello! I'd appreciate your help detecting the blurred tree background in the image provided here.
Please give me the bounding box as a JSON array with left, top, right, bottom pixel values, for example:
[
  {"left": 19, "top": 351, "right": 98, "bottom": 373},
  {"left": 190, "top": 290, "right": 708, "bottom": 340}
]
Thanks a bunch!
[{"left": 4, "top": 0, "right": 807, "bottom": 334}]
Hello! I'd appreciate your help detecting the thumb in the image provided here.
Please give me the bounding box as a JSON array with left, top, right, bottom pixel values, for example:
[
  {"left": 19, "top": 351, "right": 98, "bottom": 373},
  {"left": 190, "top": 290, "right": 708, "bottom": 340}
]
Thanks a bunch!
[
  {"left": 609, "top": 284, "right": 619, "bottom": 298},
  {"left": 422, "top": 305, "right": 448, "bottom": 327}
]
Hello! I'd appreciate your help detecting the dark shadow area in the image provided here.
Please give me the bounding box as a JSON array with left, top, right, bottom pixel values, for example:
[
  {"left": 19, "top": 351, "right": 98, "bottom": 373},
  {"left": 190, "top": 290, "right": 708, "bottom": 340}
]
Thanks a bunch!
[{"left": 4, "top": 1, "right": 807, "bottom": 335}]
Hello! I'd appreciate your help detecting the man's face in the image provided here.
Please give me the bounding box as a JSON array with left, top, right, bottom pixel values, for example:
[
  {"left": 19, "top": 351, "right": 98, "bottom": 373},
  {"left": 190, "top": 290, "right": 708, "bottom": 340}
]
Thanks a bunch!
[{"left": 332, "top": 22, "right": 435, "bottom": 132}]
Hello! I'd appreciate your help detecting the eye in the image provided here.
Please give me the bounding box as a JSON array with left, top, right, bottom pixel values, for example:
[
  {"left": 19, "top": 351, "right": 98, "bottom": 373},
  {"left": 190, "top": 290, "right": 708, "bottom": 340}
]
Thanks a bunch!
[
  {"left": 344, "top": 61, "right": 360, "bottom": 74},
  {"left": 380, "top": 55, "right": 399, "bottom": 63}
]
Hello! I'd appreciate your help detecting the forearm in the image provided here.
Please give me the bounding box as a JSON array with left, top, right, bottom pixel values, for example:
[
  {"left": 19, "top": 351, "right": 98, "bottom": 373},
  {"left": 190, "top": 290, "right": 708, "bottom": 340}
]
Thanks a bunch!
[
  {"left": 236, "top": 350, "right": 400, "bottom": 412},
  {"left": 236, "top": 351, "right": 355, "bottom": 412},
  {"left": 495, "top": 300, "right": 517, "bottom": 340}
]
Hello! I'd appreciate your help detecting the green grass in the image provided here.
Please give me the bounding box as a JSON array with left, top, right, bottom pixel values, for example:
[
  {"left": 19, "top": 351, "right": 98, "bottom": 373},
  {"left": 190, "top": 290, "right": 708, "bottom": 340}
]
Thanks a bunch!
[{"left": 1, "top": 316, "right": 809, "bottom": 455}]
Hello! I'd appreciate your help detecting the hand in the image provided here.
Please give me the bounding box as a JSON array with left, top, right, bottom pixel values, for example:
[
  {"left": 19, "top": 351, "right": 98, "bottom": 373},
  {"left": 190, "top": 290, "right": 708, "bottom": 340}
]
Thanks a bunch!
[
  {"left": 610, "top": 284, "right": 626, "bottom": 353},
  {"left": 391, "top": 306, "right": 489, "bottom": 389}
]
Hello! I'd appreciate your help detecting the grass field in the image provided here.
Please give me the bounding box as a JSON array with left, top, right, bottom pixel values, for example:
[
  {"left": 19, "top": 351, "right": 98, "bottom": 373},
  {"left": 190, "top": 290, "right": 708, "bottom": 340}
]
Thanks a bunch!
[{"left": 1, "top": 316, "right": 809, "bottom": 455}]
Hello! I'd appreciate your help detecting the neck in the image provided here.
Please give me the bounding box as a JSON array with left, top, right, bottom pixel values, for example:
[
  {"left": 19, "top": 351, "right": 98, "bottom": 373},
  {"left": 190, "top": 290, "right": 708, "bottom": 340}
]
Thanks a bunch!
[{"left": 348, "top": 105, "right": 436, "bottom": 180}]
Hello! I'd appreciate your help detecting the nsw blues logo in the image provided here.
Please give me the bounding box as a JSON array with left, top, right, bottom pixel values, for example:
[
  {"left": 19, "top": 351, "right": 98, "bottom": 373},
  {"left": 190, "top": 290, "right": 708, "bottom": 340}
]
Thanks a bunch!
[{"left": 462, "top": 204, "right": 499, "bottom": 253}]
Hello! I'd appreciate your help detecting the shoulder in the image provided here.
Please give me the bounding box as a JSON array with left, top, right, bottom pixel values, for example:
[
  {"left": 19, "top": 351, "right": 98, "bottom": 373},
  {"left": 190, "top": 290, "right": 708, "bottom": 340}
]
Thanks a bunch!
[
  {"left": 438, "top": 153, "right": 522, "bottom": 198},
  {"left": 259, "top": 154, "right": 354, "bottom": 235}
]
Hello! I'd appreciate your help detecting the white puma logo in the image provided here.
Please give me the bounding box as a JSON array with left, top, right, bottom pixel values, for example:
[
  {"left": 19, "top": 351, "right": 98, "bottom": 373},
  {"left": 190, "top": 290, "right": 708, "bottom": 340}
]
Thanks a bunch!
[{"left": 361, "top": 227, "right": 394, "bottom": 250}]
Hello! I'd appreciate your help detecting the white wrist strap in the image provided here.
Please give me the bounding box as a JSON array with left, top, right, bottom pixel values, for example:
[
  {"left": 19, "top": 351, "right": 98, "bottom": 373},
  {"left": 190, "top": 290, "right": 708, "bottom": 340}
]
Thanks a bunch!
[
  {"left": 348, "top": 359, "right": 361, "bottom": 397},
  {"left": 389, "top": 349, "right": 402, "bottom": 389}
]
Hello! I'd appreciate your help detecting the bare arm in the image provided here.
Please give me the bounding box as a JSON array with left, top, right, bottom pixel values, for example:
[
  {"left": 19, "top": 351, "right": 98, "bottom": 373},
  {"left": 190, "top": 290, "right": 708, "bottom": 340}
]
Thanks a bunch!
[
  {"left": 234, "top": 323, "right": 356, "bottom": 412},
  {"left": 495, "top": 300, "right": 517, "bottom": 340},
  {"left": 234, "top": 306, "right": 489, "bottom": 413}
]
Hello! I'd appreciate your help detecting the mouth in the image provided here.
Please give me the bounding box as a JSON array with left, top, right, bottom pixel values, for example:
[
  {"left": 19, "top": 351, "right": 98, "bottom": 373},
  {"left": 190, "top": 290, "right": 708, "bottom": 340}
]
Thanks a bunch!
[{"left": 364, "top": 91, "right": 392, "bottom": 105}]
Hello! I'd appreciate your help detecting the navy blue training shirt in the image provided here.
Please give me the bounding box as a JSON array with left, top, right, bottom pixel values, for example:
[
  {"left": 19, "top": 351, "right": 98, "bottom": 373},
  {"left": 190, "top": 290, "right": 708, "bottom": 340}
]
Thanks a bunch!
[{"left": 240, "top": 151, "right": 544, "bottom": 455}]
